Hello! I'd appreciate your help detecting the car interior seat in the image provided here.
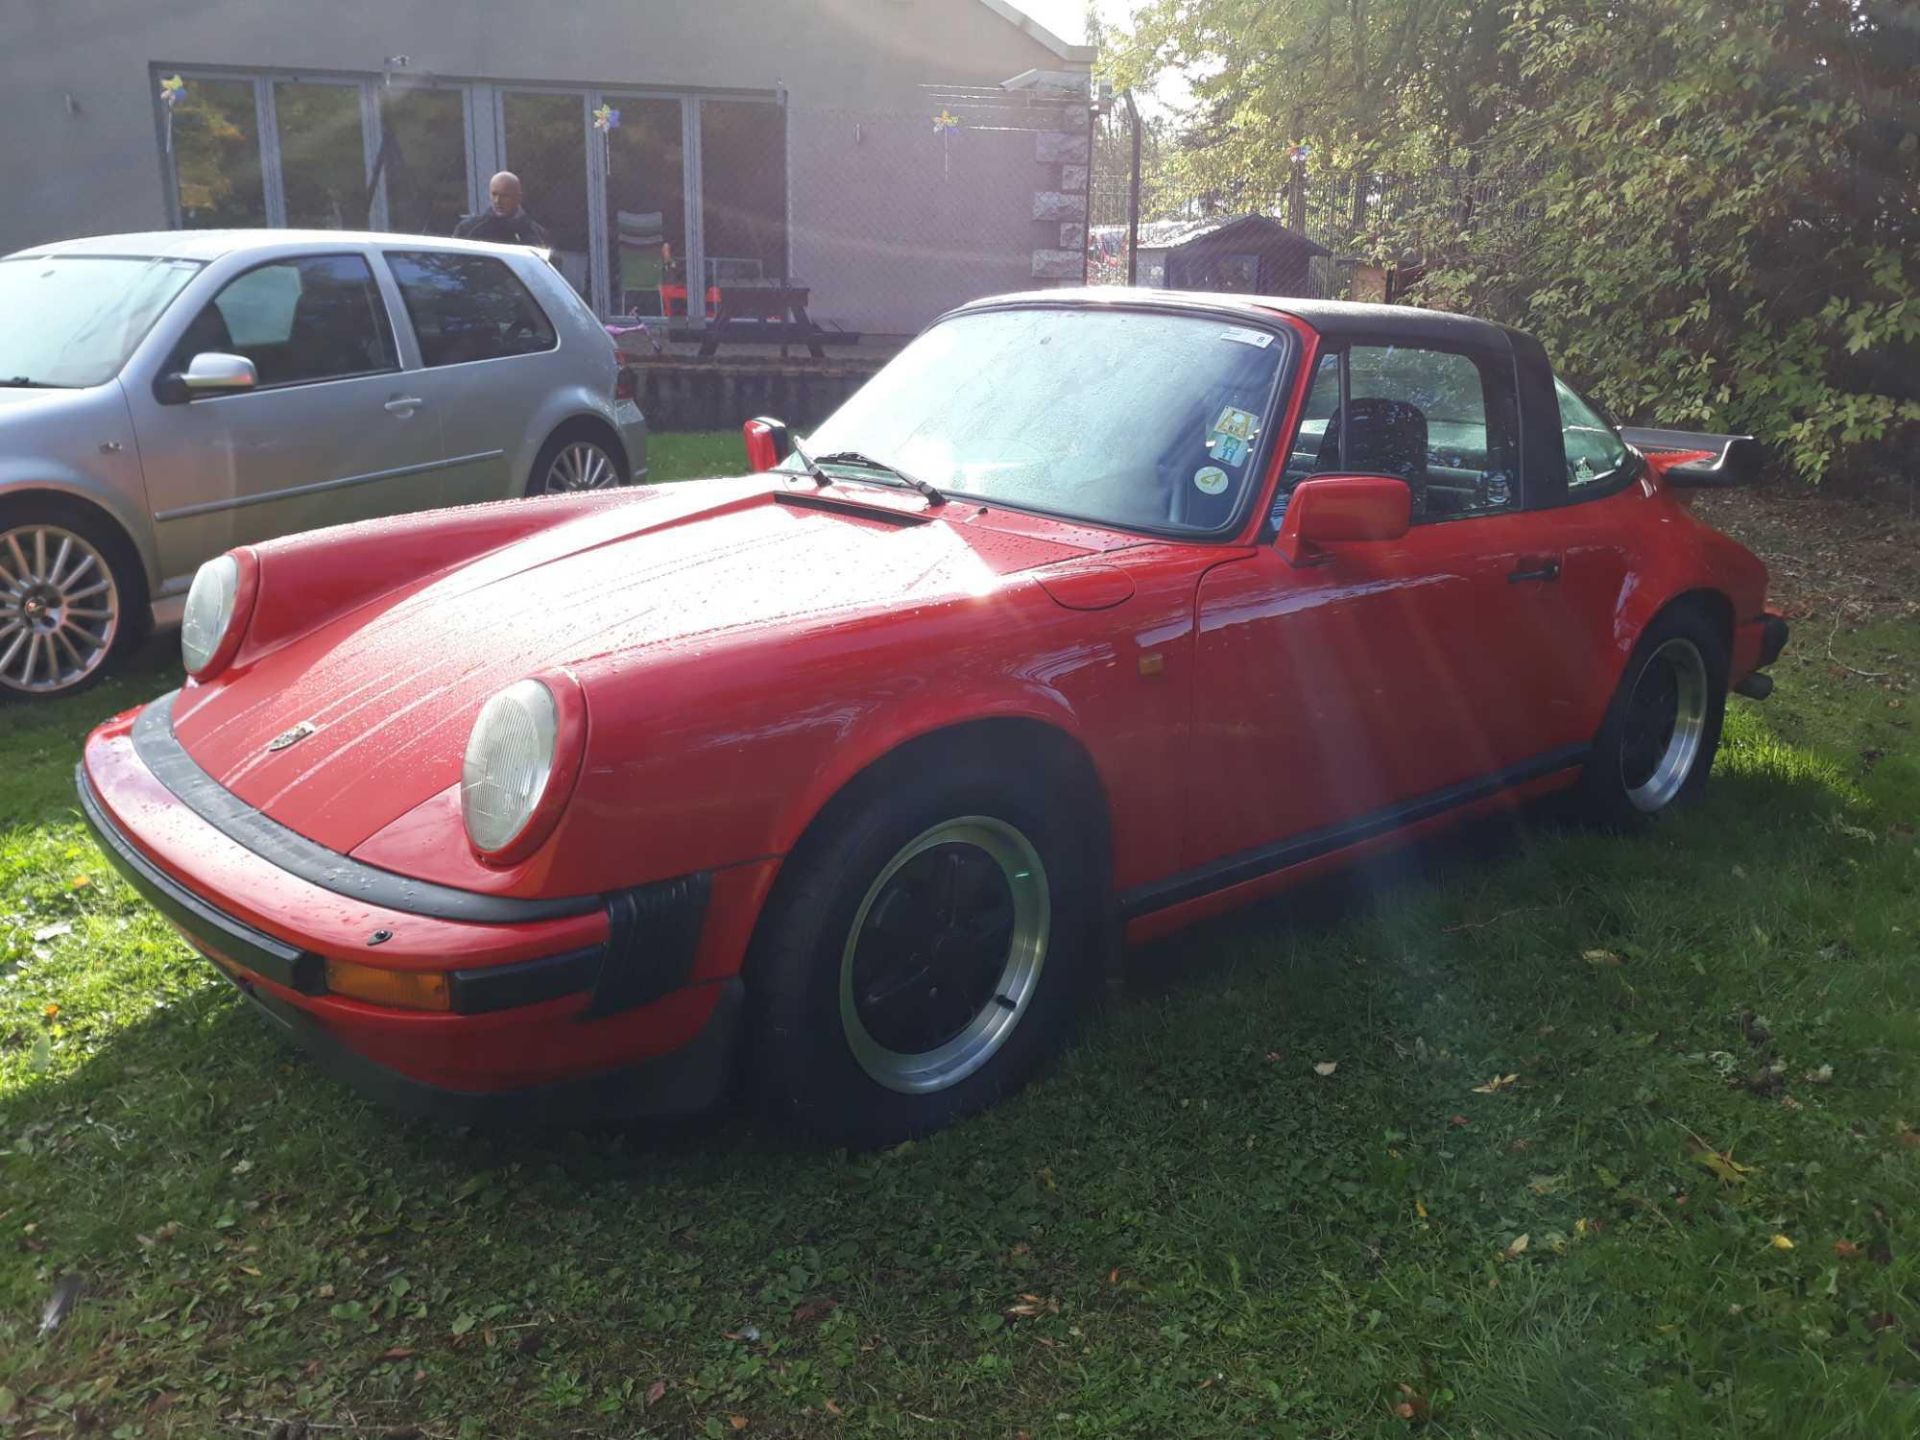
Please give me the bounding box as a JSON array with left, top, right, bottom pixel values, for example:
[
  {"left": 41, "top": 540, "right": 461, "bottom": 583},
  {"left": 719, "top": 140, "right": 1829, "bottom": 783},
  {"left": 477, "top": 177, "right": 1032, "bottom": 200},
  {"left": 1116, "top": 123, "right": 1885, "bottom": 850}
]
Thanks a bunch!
[{"left": 1317, "top": 398, "right": 1430, "bottom": 518}]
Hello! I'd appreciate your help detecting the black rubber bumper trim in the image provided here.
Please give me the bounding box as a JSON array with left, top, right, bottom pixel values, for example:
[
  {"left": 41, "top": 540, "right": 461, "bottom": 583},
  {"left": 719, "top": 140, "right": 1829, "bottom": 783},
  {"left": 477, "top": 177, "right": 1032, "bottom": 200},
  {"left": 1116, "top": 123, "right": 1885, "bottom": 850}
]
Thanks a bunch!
[
  {"left": 1757, "top": 615, "right": 1790, "bottom": 670},
  {"left": 77, "top": 765, "right": 326, "bottom": 995},
  {"left": 1119, "top": 743, "right": 1589, "bottom": 919},
  {"left": 130, "top": 691, "right": 600, "bottom": 925},
  {"left": 226, "top": 969, "right": 744, "bottom": 1128}
]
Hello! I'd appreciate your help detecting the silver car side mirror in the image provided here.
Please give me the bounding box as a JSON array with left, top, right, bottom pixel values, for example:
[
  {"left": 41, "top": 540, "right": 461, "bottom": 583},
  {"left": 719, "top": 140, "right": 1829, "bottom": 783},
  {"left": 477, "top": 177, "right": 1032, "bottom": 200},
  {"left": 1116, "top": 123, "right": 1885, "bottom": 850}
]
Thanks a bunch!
[{"left": 181, "top": 352, "right": 258, "bottom": 393}]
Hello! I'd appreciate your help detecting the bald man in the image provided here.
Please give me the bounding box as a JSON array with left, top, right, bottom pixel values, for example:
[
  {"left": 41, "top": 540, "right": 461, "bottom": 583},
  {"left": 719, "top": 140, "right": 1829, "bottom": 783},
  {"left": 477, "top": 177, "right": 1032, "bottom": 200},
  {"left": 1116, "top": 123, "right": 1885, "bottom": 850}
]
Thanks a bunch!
[{"left": 454, "top": 172, "right": 551, "bottom": 247}]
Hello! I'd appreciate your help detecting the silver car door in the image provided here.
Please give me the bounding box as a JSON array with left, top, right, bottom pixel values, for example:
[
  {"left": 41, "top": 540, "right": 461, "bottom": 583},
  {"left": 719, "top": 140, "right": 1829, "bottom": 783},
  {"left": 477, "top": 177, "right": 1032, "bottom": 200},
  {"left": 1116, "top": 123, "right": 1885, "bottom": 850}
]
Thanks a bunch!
[
  {"left": 131, "top": 251, "right": 449, "bottom": 582},
  {"left": 380, "top": 248, "right": 568, "bottom": 504}
]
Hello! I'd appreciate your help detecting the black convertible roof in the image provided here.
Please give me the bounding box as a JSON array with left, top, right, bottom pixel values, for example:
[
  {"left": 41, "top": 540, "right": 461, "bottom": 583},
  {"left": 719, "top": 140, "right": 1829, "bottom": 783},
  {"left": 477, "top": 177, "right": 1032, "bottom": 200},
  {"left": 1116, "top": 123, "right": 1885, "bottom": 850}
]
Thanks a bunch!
[{"left": 953, "top": 287, "right": 1520, "bottom": 351}]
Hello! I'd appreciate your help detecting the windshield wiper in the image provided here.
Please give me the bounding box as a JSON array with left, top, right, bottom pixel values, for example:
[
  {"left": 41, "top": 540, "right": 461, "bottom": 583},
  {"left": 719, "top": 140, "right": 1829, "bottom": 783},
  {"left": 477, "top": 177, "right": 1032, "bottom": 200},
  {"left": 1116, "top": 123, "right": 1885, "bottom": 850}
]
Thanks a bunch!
[
  {"left": 815, "top": 451, "right": 946, "bottom": 506},
  {"left": 786, "top": 432, "right": 832, "bottom": 486},
  {"left": 1, "top": 376, "right": 61, "bottom": 389}
]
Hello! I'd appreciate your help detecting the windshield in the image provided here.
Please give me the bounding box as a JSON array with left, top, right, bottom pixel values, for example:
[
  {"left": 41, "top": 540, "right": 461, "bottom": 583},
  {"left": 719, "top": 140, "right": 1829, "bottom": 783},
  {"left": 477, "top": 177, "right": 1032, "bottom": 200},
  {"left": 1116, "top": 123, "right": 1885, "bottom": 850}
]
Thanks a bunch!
[
  {"left": 785, "top": 306, "right": 1292, "bottom": 535},
  {"left": 0, "top": 255, "right": 203, "bottom": 388}
]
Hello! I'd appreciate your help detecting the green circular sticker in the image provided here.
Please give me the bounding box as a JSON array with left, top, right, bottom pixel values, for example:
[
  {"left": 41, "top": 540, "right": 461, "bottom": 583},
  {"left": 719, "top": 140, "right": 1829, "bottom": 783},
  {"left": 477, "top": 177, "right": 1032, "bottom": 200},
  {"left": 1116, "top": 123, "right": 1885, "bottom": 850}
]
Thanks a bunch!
[{"left": 1194, "top": 466, "right": 1230, "bottom": 495}]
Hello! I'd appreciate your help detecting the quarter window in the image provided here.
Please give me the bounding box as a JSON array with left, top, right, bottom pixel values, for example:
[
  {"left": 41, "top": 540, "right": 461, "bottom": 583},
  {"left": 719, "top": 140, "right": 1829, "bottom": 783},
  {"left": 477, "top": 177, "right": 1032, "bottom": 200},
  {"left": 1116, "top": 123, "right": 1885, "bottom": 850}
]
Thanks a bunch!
[
  {"left": 386, "top": 252, "right": 558, "bottom": 368},
  {"left": 1277, "top": 343, "right": 1520, "bottom": 524},
  {"left": 170, "top": 254, "right": 397, "bottom": 387},
  {"left": 1557, "top": 378, "right": 1631, "bottom": 492}
]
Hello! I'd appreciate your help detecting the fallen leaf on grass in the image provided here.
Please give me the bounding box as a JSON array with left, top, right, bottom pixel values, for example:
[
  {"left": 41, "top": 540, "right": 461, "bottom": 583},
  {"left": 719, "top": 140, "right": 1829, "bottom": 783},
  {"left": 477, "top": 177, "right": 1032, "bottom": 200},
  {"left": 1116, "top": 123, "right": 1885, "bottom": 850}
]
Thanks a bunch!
[
  {"left": 730, "top": 1416, "right": 749, "bottom": 1431},
  {"left": 41, "top": 1003, "right": 58, "bottom": 1019},
  {"left": 378, "top": 1346, "right": 414, "bottom": 1361},
  {"left": 31, "top": 922, "right": 70, "bottom": 943},
  {"left": 1582, "top": 949, "right": 1625, "bottom": 966},
  {"left": 645, "top": 1380, "right": 666, "bottom": 1405},
  {"left": 1447, "top": 1114, "right": 1470, "bottom": 1127},
  {"left": 1393, "top": 1382, "right": 1431, "bottom": 1421},
  {"left": 1502, "top": 1234, "right": 1530, "bottom": 1260},
  {"left": 792, "top": 1297, "right": 838, "bottom": 1326},
  {"left": 68, "top": 875, "right": 90, "bottom": 891},
  {"left": 823, "top": 1398, "right": 842, "bottom": 1416},
  {"left": 1803, "top": 1063, "right": 1834, "bottom": 1084},
  {"left": 1834, "top": 1240, "right": 1861, "bottom": 1259},
  {"left": 1313, "top": 1060, "right": 1338, "bottom": 1076},
  {"left": 1690, "top": 1146, "right": 1754, "bottom": 1185},
  {"left": 1415, "top": 1199, "right": 1428, "bottom": 1219},
  {"left": 1472, "top": 1074, "right": 1519, "bottom": 1094},
  {"left": 1770, "top": 1234, "right": 1795, "bottom": 1251}
]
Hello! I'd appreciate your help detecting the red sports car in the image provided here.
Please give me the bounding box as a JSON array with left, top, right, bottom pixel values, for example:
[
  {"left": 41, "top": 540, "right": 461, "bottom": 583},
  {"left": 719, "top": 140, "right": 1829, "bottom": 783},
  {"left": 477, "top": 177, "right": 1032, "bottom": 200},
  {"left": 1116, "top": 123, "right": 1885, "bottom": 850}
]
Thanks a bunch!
[{"left": 78, "top": 291, "right": 1789, "bottom": 1146}]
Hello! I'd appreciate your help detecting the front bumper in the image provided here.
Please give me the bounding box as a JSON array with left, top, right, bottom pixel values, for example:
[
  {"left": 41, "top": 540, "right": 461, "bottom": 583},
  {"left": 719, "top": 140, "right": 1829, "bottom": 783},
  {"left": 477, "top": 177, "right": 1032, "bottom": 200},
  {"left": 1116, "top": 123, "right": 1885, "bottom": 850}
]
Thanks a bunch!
[{"left": 77, "top": 701, "right": 750, "bottom": 1124}]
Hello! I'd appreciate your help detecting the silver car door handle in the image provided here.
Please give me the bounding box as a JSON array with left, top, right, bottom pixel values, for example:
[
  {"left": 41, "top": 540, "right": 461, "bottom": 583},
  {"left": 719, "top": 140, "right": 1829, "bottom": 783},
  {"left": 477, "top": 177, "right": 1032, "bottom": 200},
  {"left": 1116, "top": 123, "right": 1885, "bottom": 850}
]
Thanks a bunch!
[{"left": 384, "top": 396, "right": 425, "bottom": 416}]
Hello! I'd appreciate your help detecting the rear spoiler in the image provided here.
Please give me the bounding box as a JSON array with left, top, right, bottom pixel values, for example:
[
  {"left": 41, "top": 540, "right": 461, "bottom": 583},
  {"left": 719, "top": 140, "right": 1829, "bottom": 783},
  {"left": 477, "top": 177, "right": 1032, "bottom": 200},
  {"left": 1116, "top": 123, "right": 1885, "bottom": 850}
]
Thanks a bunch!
[{"left": 1619, "top": 426, "right": 1765, "bottom": 488}]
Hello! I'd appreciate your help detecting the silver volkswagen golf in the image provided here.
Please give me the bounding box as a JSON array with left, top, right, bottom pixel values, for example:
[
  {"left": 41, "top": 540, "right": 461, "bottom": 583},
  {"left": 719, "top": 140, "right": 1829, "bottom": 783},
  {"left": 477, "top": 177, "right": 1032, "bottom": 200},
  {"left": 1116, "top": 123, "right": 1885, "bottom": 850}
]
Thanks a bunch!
[{"left": 0, "top": 230, "right": 648, "bottom": 699}]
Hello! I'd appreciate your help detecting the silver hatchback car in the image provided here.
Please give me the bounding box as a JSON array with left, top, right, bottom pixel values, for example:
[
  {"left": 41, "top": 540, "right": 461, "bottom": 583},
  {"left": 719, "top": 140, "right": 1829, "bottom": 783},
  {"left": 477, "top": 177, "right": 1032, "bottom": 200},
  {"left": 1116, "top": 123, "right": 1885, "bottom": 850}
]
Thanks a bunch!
[{"left": 0, "top": 230, "right": 648, "bottom": 699}]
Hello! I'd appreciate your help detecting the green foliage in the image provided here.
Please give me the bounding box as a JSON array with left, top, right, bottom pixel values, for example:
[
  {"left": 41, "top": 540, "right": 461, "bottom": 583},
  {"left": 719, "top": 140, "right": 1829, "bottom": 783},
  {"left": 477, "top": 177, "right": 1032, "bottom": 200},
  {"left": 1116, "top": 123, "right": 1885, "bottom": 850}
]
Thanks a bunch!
[{"left": 1113, "top": 0, "right": 1919, "bottom": 482}]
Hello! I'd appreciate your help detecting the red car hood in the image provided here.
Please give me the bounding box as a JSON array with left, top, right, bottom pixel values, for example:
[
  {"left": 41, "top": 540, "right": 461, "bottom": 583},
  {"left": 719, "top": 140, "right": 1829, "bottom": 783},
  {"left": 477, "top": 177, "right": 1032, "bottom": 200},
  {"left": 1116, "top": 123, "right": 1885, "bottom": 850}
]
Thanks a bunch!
[{"left": 171, "top": 480, "right": 1116, "bottom": 854}]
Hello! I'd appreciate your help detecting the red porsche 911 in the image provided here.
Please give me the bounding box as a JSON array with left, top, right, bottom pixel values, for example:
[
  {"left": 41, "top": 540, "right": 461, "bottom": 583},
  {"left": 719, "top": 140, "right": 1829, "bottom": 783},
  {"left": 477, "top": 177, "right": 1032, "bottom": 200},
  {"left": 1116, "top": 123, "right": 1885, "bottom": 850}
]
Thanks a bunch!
[{"left": 78, "top": 291, "right": 1788, "bottom": 1146}]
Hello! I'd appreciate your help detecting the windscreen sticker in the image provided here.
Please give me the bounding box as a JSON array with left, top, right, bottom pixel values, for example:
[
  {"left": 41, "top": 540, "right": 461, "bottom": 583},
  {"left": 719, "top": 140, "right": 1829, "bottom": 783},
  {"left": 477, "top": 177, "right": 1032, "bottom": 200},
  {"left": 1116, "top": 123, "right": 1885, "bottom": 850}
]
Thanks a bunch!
[
  {"left": 1211, "top": 406, "right": 1258, "bottom": 441},
  {"left": 1219, "top": 326, "right": 1275, "bottom": 349},
  {"left": 1209, "top": 433, "right": 1250, "bottom": 467},
  {"left": 1193, "top": 466, "right": 1230, "bottom": 495}
]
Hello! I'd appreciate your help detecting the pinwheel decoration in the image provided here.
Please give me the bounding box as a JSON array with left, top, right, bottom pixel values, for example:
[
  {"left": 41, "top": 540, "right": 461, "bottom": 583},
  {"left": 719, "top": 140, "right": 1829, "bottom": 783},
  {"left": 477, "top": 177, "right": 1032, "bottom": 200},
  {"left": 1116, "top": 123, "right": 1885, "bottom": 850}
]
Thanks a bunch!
[
  {"left": 1287, "top": 142, "right": 1312, "bottom": 164},
  {"left": 593, "top": 103, "right": 620, "bottom": 174},
  {"left": 159, "top": 74, "right": 186, "bottom": 154},
  {"left": 932, "top": 109, "right": 962, "bottom": 179}
]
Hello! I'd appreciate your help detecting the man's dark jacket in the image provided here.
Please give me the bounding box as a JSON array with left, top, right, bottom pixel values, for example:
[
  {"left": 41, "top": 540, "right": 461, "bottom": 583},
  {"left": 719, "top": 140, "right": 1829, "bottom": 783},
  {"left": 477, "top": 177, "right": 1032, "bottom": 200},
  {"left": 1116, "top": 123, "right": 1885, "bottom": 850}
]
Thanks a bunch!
[{"left": 453, "top": 208, "right": 551, "bottom": 246}]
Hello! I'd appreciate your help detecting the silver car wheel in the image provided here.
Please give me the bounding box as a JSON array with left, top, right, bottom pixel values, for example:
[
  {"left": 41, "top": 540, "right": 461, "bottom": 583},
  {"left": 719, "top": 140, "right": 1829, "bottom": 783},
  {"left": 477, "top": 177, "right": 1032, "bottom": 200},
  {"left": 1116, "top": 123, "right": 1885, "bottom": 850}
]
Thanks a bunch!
[
  {"left": 1620, "top": 637, "right": 1709, "bottom": 813},
  {"left": 542, "top": 441, "right": 618, "bottom": 493},
  {"left": 838, "top": 816, "right": 1051, "bottom": 1096},
  {"left": 0, "top": 523, "right": 120, "bottom": 695}
]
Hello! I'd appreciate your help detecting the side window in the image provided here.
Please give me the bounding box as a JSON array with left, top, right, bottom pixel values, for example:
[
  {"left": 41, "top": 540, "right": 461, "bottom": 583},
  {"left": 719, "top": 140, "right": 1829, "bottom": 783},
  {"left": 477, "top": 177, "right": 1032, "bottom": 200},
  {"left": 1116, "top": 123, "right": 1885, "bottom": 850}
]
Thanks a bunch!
[
  {"left": 386, "top": 252, "right": 558, "bottom": 368},
  {"left": 1556, "top": 378, "right": 1632, "bottom": 493},
  {"left": 170, "top": 255, "right": 396, "bottom": 387},
  {"left": 1276, "top": 343, "right": 1520, "bottom": 524}
]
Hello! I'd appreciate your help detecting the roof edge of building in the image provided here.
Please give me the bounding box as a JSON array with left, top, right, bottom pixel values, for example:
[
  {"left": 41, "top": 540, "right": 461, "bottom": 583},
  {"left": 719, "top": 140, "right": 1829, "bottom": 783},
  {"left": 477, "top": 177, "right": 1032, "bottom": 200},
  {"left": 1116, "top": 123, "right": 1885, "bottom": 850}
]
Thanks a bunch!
[{"left": 972, "top": 0, "right": 1098, "bottom": 65}]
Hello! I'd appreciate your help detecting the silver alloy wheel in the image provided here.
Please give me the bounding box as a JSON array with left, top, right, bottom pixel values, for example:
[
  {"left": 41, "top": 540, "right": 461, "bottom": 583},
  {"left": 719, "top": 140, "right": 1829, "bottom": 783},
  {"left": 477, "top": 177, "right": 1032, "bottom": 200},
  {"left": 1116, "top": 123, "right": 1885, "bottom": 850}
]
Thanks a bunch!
[
  {"left": 838, "top": 816, "right": 1051, "bottom": 1095},
  {"left": 542, "top": 441, "right": 618, "bottom": 493},
  {"left": 1620, "top": 637, "right": 1709, "bottom": 813},
  {"left": 0, "top": 524, "right": 120, "bottom": 695}
]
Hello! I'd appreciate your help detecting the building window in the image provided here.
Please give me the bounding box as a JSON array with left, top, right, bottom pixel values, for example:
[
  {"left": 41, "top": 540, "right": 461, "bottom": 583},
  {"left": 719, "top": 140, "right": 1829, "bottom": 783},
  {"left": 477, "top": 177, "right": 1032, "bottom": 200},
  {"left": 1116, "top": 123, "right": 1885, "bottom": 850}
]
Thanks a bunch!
[
  {"left": 379, "top": 88, "right": 470, "bottom": 239},
  {"left": 171, "top": 77, "right": 266, "bottom": 228},
  {"left": 605, "top": 97, "right": 685, "bottom": 317},
  {"left": 700, "top": 99, "right": 788, "bottom": 289},
  {"left": 275, "top": 81, "right": 370, "bottom": 230}
]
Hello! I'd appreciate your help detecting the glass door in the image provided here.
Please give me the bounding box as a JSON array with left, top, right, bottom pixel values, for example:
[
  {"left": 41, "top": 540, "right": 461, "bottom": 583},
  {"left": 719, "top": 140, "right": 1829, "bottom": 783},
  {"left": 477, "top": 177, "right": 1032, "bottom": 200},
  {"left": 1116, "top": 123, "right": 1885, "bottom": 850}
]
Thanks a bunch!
[
  {"left": 273, "top": 80, "right": 370, "bottom": 229},
  {"left": 603, "top": 97, "right": 685, "bottom": 317},
  {"left": 501, "top": 92, "right": 591, "bottom": 300},
  {"left": 379, "top": 87, "right": 470, "bottom": 238},
  {"left": 170, "top": 77, "right": 267, "bottom": 228}
]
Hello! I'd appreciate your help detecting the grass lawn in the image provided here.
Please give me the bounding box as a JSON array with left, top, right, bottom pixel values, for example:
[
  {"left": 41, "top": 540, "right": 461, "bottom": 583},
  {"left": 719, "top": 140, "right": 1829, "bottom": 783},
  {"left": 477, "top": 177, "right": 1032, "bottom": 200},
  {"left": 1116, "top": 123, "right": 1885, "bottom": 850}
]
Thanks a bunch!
[
  {"left": 1, "top": 477, "right": 1916, "bottom": 1438},
  {"left": 646, "top": 431, "right": 745, "bottom": 485}
]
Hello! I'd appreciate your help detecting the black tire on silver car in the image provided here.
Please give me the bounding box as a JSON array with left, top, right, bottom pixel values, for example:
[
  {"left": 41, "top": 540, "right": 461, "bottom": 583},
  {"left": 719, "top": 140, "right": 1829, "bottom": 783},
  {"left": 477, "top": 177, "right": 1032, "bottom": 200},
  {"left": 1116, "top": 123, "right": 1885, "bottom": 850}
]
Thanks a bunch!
[
  {"left": 0, "top": 495, "right": 146, "bottom": 701},
  {"left": 748, "top": 748, "right": 1098, "bottom": 1148},
  {"left": 1576, "top": 604, "right": 1728, "bottom": 828},
  {"left": 527, "top": 425, "right": 625, "bottom": 496}
]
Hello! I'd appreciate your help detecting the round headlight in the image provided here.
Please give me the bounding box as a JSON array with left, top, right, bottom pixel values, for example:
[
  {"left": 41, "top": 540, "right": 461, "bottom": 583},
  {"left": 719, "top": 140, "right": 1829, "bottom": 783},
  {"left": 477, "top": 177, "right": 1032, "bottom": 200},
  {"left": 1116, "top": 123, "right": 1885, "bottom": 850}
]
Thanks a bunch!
[
  {"left": 461, "top": 679, "right": 560, "bottom": 856},
  {"left": 180, "top": 554, "right": 240, "bottom": 675}
]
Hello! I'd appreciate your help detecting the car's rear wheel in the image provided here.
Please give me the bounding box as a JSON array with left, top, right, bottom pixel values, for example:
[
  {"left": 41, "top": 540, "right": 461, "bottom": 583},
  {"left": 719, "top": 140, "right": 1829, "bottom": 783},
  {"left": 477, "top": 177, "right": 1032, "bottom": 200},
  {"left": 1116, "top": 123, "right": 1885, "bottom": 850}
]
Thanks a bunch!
[
  {"left": 528, "top": 428, "right": 623, "bottom": 496},
  {"left": 749, "top": 755, "right": 1096, "bottom": 1148},
  {"left": 1577, "top": 605, "right": 1727, "bottom": 826},
  {"left": 0, "top": 498, "right": 144, "bottom": 701}
]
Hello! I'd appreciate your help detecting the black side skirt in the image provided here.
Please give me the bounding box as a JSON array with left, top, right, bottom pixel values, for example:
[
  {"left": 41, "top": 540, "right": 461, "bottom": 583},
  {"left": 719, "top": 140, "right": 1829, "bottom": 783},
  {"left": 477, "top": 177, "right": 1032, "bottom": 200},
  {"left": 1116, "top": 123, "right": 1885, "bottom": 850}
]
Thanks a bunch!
[{"left": 1119, "top": 745, "right": 1588, "bottom": 919}]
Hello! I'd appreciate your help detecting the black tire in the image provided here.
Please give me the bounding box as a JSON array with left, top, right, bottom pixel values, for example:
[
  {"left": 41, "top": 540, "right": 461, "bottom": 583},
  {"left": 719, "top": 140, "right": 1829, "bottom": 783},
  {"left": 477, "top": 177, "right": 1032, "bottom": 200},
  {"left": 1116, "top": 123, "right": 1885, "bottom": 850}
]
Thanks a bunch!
[
  {"left": 748, "top": 749, "right": 1099, "bottom": 1149},
  {"left": 0, "top": 494, "right": 148, "bottom": 702},
  {"left": 1575, "top": 604, "right": 1728, "bottom": 828},
  {"left": 526, "top": 424, "right": 626, "bottom": 497}
]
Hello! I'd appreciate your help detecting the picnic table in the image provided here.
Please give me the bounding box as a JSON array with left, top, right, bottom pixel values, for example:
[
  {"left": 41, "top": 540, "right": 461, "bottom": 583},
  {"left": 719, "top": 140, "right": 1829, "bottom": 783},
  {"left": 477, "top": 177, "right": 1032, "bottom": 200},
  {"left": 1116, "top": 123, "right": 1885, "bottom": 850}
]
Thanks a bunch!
[{"left": 697, "top": 283, "right": 827, "bottom": 359}]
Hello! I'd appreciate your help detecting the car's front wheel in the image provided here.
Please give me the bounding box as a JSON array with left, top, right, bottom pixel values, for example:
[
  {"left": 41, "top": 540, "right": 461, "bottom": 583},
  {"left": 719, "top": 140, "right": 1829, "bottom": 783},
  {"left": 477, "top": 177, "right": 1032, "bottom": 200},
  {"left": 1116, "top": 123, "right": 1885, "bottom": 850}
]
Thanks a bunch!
[
  {"left": 0, "top": 498, "right": 144, "bottom": 701},
  {"left": 749, "top": 755, "right": 1096, "bottom": 1148},
  {"left": 1577, "top": 605, "right": 1728, "bottom": 826}
]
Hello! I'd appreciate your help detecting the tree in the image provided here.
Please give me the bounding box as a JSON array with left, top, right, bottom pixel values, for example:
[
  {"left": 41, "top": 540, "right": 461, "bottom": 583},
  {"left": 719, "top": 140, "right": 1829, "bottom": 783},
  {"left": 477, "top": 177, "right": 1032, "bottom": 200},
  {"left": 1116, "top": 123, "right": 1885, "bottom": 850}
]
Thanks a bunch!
[{"left": 1113, "top": 0, "right": 1919, "bottom": 481}]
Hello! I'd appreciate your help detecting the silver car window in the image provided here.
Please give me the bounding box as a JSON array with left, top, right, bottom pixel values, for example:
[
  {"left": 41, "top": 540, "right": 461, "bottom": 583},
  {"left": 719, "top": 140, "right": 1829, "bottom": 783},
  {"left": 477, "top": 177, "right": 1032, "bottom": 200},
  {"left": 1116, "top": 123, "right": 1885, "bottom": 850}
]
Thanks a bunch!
[{"left": 167, "top": 254, "right": 398, "bottom": 388}]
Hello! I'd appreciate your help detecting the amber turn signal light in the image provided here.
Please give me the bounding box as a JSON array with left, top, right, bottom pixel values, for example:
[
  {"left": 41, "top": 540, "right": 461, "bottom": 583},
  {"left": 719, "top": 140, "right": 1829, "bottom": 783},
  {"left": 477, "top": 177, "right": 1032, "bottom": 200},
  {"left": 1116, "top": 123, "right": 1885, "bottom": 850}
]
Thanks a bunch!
[{"left": 323, "top": 957, "right": 451, "bottom": 1012}]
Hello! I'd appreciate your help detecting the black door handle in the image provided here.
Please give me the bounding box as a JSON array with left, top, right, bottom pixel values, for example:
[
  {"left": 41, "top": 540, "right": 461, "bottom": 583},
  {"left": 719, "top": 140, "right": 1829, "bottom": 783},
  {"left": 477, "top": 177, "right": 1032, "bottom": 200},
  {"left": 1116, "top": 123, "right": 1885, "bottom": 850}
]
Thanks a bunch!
[{"left": 1507, "top": 560, "right": 1561, "bottom": 583}]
